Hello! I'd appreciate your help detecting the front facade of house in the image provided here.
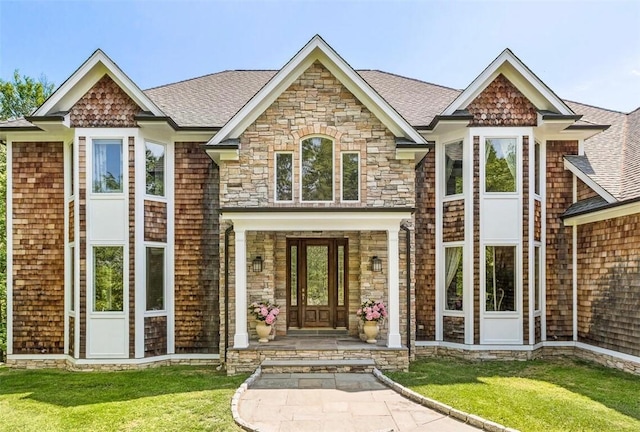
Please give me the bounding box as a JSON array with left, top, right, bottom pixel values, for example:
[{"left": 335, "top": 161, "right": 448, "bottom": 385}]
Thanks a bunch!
[{"left": 3, "top": 36, "right": 640, "bottom": 374}]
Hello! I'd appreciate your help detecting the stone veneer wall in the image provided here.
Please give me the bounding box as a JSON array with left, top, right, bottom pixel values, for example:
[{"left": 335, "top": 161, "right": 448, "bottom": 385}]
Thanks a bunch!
[
  {"left": 174, "top": 142, "right": 219, "bottom": 353},
  {"left": 546, "top": 141, "right": 578, "bottom": 341},
  {"left": 415, "top": 152, "right": 436, "bottom": 340},
  {"left": 69, "top": 74, "right": 140, "bottom": 128},
  {"left": 219, "top": 60, "right": 415, "bottom": 209},
  {"left": 11, "top": 142, "right": 65, "bottom": 354},
  {"left": 576, "top": 214, "right": 640, "bottom": 357}
]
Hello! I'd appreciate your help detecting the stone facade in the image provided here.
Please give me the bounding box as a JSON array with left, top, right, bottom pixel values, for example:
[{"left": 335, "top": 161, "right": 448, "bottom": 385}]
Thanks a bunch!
[{"left": 11, "top": 141, "right": 65, "bottom": 355}]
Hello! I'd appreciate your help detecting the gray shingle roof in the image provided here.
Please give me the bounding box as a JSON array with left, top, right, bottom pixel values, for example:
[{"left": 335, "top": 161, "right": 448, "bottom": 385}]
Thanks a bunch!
[{"left": 562, "top": 196, "right": 609, "bottom": 218}]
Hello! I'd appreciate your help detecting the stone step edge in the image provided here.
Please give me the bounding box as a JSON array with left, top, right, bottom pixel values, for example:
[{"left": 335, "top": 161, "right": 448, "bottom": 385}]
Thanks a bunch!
[
  {"left": 373, "top": 368, "right": 520, "bottom": 432},
  {"left": 231, "top": 366, "right": 262, "bottom": 432},
  {"left": 262, "top": 359, "right": 376, "bottom": 367}
]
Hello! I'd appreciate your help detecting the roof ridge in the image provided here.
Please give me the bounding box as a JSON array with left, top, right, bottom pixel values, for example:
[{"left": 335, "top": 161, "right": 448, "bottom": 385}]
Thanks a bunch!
[
  {"left": 144, "top": 70, "right": 278, "bottom": 92},
  {"left": 358, "top": 69, "right": 463, "bottom": 92},
  {"left": 564, "top": 99, "right": 627, "bottom": 115}
]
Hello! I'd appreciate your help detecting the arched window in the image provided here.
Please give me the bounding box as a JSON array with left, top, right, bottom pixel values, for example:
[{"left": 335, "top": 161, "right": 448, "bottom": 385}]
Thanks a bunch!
[{"left": 301, "top": 137, "right": 334, "bottom": 202}]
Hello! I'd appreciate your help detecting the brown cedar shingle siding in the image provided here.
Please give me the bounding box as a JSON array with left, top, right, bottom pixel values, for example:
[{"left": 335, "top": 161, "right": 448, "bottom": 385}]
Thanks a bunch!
[
  {"left": 577, "top": 214, "right": 640, "bottom": 357},
  {"left": 174, "top": 142, "right": 220, "bottom": 353},
  {"left": 577, "top": 178, "right": 599, "bottom": 201},
  {"left": 144, "top": 316, "right": 168, "bottom": 357},
  {"left": 144, "top": 201, "right": 167, "bottom": 243},
  {"left": 70, "top": 75, "right": 141, "bottom": 128},
  {"left": 534, "top": 200, "right": 542, "bottom": 242},
  {"left": 522, "top": 136, "right": 530, "bottom": 344},
  {"left": 467, "top": 74, "right": 538, "bottom": 127},
  {"left": 78, "top": 137, "right": 87, "bottom": 358},
  {"left": 546, "top": 140, "right": 578, "bottom": 341},
  {"left": 128, "top": 137, "right": 135, "bottom": 358},
  {"left": 473, "top": 136, "right": 481, "bottom": 344},
  {"left": 68, "top": 201, "right": 74, "bottom": 243},
  {"left": 12, "top": 142, "right": 65, "bottom": 354},
  {"left": 442, "top": 200, "right": 464, "bottom": 243},
  {"left": 415, "top": 152, "right": 436, "bottom": 340}
]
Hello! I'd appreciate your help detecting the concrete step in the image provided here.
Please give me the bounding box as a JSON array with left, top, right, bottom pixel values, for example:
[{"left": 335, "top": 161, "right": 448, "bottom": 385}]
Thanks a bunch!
[
  {"left": 286, "top": 328, "right": 349, "bottom": 337},
  {"left": 261, "top": 358, "right": 376, "bottom": 374}
]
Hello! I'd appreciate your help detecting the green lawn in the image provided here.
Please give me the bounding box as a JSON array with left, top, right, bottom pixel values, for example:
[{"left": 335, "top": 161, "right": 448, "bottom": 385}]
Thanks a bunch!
[
  {"left": 387, "top": 357, "right": 640, "bottom": 432},
  {"left": 0, "top": 365, "right": 247, "bottom": 432}
]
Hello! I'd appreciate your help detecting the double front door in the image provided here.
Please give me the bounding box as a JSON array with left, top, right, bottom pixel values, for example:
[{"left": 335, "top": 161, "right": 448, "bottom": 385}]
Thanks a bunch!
[{"left": 287, "top": 238, "right": 348, "bottom": 328}]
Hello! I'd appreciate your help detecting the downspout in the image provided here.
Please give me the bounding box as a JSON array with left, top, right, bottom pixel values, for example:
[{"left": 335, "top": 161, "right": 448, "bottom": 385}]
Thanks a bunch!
[
  {"left": 400, "top": 224, "right": 411, "bottom": 358},
  {"left": 224, "top": 224, "right": 234, "bottom": 363}
]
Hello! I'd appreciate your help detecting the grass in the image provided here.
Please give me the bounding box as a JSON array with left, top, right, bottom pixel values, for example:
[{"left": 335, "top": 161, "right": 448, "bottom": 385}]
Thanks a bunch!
[
  {"left": 0, "top": 365, "right": 248, "bottom": 432},
  {"left": 387, "top": 357, "right": 640, "bottom": 432}
]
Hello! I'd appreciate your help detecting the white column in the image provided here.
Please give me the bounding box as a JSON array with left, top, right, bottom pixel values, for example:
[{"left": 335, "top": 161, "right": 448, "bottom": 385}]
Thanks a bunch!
[
  {"left": 234, "top": 228, "right": 249, "bottom": 348},
  {"left": 387, "top": 228, "right": 402, "bottom": 348}
]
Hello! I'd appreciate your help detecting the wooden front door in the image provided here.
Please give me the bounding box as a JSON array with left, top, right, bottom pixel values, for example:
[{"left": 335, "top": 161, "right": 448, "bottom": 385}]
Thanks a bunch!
[{"left": 287, "top": 238, "right": 348, "bottom": 328}]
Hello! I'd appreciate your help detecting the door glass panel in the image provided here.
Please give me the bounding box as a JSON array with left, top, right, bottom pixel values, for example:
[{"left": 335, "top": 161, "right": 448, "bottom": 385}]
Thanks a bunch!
[
  {"left": 338, "top": 245, "right": 344, "bottom": 306},
  {"left": 306, "top": 245, "right": 328, "bottom": 305},
  {"left": 290, "top": 245, "right": 297, "bottom": 306}
]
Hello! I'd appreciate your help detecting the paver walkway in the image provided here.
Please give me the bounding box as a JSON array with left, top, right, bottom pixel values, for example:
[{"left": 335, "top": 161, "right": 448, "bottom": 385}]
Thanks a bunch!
[{"left": 238, "top": 373, "right": 481, "bottom": 431}]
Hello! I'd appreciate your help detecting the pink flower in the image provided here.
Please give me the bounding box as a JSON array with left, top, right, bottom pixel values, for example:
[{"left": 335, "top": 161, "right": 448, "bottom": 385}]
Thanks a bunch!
[
  {"left": 265, "top": 314, "right": 275, "bottom": 325},
  {"left": 372, "top": 311, "right": 381, "bottom": 319},
  {"left": 260, "top": 307, "right": 268, "bottom": 317},
  {"left": 356, "top": 308, "right": 362, "bottom": 315},
  {"left": 373, "top": 304, "right": 380, "bottom": 312},
  {"left": 366, "top": 312, "right": 374, "bottom": 321}
]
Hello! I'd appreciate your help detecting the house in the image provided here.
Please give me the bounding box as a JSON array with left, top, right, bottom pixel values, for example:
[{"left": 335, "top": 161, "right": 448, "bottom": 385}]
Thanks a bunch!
[{"left": 2, "top": 35, "right": 639, "bottom": 375}]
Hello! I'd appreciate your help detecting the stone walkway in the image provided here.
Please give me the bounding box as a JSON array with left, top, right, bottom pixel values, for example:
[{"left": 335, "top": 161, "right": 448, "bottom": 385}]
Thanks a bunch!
[{"left": 237, "top": 373, "right": 481, "bottom": 431}]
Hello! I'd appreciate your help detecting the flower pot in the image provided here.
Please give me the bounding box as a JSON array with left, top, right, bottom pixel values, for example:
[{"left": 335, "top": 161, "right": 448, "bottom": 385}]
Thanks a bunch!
[
  {"left": 255, "top": 321, "right": 271, "bottom": 343},
  {"left": 363, "top": 321, "right": 379, "bottom": 344}
]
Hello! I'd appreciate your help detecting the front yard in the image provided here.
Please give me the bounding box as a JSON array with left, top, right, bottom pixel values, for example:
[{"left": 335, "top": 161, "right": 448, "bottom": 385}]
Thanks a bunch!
[
  {"left": 0, "top": 365, "right": 247, "bottom": 432},
  {"left": 387, "top": 357, "right": 640, "bottom": 432}
]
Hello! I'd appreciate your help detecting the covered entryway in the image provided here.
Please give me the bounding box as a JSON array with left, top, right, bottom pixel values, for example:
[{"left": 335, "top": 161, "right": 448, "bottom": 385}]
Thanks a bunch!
[{"left": 287, "top": 238, "right": 348, "bottom": 329}]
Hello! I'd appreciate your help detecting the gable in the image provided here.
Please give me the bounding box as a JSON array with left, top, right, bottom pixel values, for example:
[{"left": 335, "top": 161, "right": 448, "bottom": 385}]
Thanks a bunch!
[
  {"left": 70, "top": 74, "right": 141, "bottom": 128},
  {"left": 466, "top": 74, "right": 537, "bottom": 126}
]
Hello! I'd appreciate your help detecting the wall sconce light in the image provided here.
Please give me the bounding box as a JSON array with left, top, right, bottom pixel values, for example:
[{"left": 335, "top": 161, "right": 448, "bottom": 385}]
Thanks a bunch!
[
  {"left": 372, "top": 256, "right": 382, "bottom": 272},
  {"left": 252, "top": 256, "right": 263, "bottom": 272}
]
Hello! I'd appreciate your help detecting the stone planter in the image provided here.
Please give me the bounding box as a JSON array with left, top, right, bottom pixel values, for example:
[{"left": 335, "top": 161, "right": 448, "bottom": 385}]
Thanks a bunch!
[
  {"left": 363, "top": 321, "right": 379, "bottom": 344},
  {"left": 255, "top": 321, "right": 272, "bottom": 343}
]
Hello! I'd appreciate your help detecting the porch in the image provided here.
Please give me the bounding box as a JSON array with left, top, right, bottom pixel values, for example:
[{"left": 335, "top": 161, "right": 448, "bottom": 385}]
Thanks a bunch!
[{"left": 226, "top": 334, "right": 409, "bottom": 375}]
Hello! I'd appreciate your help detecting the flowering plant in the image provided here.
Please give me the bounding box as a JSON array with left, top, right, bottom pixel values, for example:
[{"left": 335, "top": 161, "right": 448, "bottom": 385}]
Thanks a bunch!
[
  {"left": 356, "top": 299, "right": 387, "bottom": 323},
  {"left": 249, "top": 301, "right": 280, "bottom": 325}
]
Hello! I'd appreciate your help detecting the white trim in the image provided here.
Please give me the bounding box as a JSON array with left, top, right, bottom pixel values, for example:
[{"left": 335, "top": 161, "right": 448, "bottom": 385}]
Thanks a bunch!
[
  {"left": 166, "top": 141, "right": 175, "bottom": 354},
  {"left": 528, "top": 134, "right": 535, "bottom": 346},
  {"left": 465, "top": 131, "right": 474, "bottom": 344},
  {"left": 35, "top": 49, "right": 163, "bottom": 116},
  {"left": 340, "top": 151, "right": 360, "bottom": 203},
  {"left": 208, "top": 35, "right": 426, "bottom": 146},
  {"left": 563, "top": 200, "right": 640, "bottom": 226},
  {"left": 300, "top": 136, "right": 335, "bottom": 203},
  {"left": 73, "top": 135, "right": 80, "bottom": 357},
  {"left": 6, "top": 140, "right": 13, "bottom": 355},
  {"left": 563, "top": 158, "right": 616, "bottom": 203},
  {"left": 540, "top": 141, "right": 547, "bottom": 341},
  {"left": 233, "top": 229, "right": 249, "bottom": 348},
  {"left": 135, "top": 135, "right": 146, "bottom": 358},
  {"left": 442, "top": 49, "right": 573, "bottom": 116},
  {"left": 387, "top": 229, "right": 402, "bottom": 348},
  {"left": 274, "top": 152, "right": 294, "bottom": 203},
  {"left": 434, "top": 140, "right": 443, "bottom": 341},
  {"left": 64, "top": 141, "right": 71, "bottom": 355}
]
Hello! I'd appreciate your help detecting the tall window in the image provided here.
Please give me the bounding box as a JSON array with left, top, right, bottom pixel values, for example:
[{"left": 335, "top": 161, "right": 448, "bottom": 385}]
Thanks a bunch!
[
  {"left": 444, "top": 246, "right": 463, "bottom": 311},
  {"left": 275, "top": 152, "right": 293, "bottom": 201},
  {"left": 93, "top": 246, "right": 124, "bottom": 312},
  {"left": 146, "top": 142, "right": 165, "bottom": 197},
  {"left": 534, "top": 141, "right": 541, "bottom": 195},
  {"left": 146, "top": 247, "right": 165, "bottom": 311},
  {"left": 485, "top": 246, "right": 516, "bottom": 312},
  {"left": 534, "top": 245, "right": 541, "bottom": 312},
  {"left": 445, "top": 141, "right": 463, "bottom": 196},
  {"left": 341, "top": 153, "right": 359, "bottom": 201},
  {"left": 485, "top": 138, "right": 517, "bottom": 193},
  {"left": 93, "top": 139, "right": 123, "bottom": 193},
  {"left": 301, "top": 137, "right": 333, "bottom": 202}
]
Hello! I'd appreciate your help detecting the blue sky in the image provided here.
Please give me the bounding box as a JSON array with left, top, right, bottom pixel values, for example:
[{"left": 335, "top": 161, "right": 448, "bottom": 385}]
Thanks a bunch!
[{"left": 1, "top": 0, "right": 639, "bottom": 112}]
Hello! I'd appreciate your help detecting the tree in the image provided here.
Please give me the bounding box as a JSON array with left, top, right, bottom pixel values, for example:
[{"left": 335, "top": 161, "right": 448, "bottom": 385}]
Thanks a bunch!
[
  {"left": 0, "top": 70, "right": 54, "bottom": 120},
  {"left": 0, "top": 70, "right": 55, "bottom": 361}
]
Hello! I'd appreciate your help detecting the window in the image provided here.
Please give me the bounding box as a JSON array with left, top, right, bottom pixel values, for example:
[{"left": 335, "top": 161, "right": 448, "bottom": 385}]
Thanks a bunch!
[
  {"left": 534, "top": 245, "right": 541, "bottom": 312},
  {"left": 485, "top": 246, "right": 516, "bottom": 312},
  {"left": 341, "top": 153, "right": 359, "bottom": 201},
  {"left": 146, "top": 142, "right": 165, "bottom": 197},
  {"left": 146, "top": 247, "right": 165, "bottom": 311},
  {"left": 93, "top": 139, "right": 123, "bottom": 193},
  {"left": 534, "top": 141, "right": 540, "bottom": 195},
  {"left": 485, "top": 138, "right": 517, "bottom": 193},
  {"left": 69, "top": 246, "right": 75, "bottom": 312},
  {"left": 275, "top": 153, "right": 293, "bottom": 201},
  {"left": 444, "top": 246, "right": 463, "bottom": 311},
  {"left": 93, "top": 246, "right": 124, "bottom": 312},
  {"left": 445, "top": 141, "right": 463, "bottom": 196},
  {"left": 301, "top": 137, "right": 333, "bottom": 201}
]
